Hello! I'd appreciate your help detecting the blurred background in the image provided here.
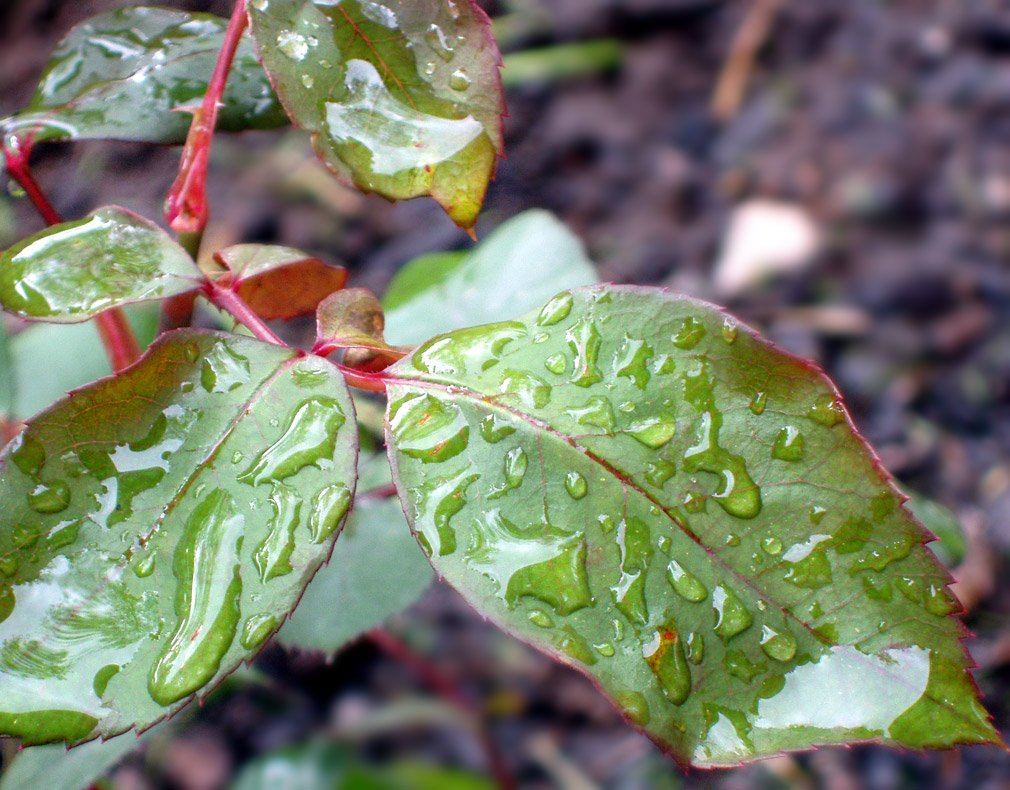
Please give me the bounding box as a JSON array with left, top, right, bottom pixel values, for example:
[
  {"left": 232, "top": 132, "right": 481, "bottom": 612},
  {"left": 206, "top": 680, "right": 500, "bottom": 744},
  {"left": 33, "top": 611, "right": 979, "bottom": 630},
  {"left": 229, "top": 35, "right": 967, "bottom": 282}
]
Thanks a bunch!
[{"left": 3, "top": 0, "right": 1010, "bottom": 787}]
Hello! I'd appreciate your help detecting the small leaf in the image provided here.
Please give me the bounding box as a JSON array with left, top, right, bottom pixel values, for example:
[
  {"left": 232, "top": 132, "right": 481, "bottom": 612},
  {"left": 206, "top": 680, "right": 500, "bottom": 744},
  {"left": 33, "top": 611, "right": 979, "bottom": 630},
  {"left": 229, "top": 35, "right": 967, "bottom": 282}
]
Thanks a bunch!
[
  {"left": 383, "top": 210, "right": 597, "bottom": 345},
  {"left": 10, "top": 305, "right": 160, "bottom": 420},
  {"left": 0, "top": 721, "right": 168, "bottom": 790},
  {"left": 0, "top": 207, "right": 204, "bottom": 323},
  {"left": 214, "top": 244, "right": 348, "bottom": 321},
  {"left": 1, "top": 7, "right": 286, "bottom": 146},
  {"left": 279, "top": 458, "right": 433, "bottom": 654},
  {"left": 0, "top": 329, "right": 357, "bottom": 743},
  {"left": 315, "top": 288, "right": 395, "bottom": 356},
  {"left": 246, "top": 0, "right": 505, "bottom": 229},
  {"left": 384, "top": 285, "right": 999, "bottom": 766}
]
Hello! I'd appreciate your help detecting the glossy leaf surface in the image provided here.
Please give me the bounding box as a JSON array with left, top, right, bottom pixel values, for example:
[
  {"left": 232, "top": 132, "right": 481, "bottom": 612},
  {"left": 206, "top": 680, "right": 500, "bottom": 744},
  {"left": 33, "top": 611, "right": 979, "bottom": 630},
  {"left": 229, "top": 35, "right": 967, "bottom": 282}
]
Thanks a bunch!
[
  {"left": 279, "top": 456, "right": 433, "bottom": 654},
  {"left": 213, "top": 244, "right": 348, "bottom": 321},
  {"left": 383, "top": 210, "right": 597, "bottom": 345},
  {"left": 246, "top": 0, "right": 505, "bottom": 229},
  {"left": 0, "top": 208, "right": 204, "bottom": 323},
  {"left": 1, "top": 7, "right": 285, "bottom": 146},
  {"left": 384, "top": 285, "right": 998, "bottom": 766},
  {"left": 0, "top": 330, "right": 357, "bottom": 743}
]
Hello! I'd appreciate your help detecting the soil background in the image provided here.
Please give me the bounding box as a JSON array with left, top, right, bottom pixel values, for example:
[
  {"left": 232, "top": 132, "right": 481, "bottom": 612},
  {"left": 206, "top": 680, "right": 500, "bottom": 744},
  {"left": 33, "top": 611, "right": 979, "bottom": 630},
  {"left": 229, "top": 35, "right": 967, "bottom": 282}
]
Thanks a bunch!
[{"left": 3, "top": 1, "right": 1010, "bottom": 788}]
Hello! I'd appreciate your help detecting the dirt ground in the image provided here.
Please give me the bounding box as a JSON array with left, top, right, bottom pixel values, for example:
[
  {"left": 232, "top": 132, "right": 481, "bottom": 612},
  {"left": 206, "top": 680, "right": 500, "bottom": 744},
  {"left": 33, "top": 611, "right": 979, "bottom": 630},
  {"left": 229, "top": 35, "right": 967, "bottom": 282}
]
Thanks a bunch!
[{"left": 3, "top": 0, "right": 1010, "bottom": 787}]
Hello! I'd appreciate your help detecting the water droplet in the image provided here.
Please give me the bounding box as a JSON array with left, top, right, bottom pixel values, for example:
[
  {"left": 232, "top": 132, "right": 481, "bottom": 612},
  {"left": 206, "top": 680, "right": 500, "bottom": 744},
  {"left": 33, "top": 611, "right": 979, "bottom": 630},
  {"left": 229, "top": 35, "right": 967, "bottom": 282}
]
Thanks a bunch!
[
  {"left": 238, "top": 397, "right": 346, "bottom": 485},
  {"left": 425, "top": 22, "right": 456, "bottom": 61},
  {"left": 528, "top": 609, "right": 553, "bottom": 628},
  {"left": 0, "top": 586, "right": 14, "bottom": 623},
  {"left": 301, "top": 74, "right": 315, "bottom": 89},
  {"left": 667, "top": 559, "right": 707, "bottom": 602},
  {"left": 148, "top": 489, "right": 244, "bottom": 705},
  {"left": 564, "top": 471, "right": 588, "bottom": 500},
  {"left": 466, "top": 511, "right": 592, "bottom": 615},
  {"left": 645, "top": 460, "right": 675, "bottom": 488},
  {"left": 47, "top": 519, "right": 80, "bottom": 550},
  {"left": 613, "top": 336, "right": 653, "bottom": 389},
  {"left": 276, "top": 30, "right": 309, "bottom": 61},
  {"left": 448, "top": 68, "right": 471, "bottom": 91},
  {"left": 27, "top": 480, "right": 70, "bottom": 514},
  {"left": 488, "top": 447, "right": 527, "bottom": 499},
  {"left": 761, "top": 536, "right": 782, "bottom": 556},
  {"left": 721, "top": 319, "right": 738, "bottom": 344},
  {"left": 240, "top": 613, "right": 279, "bottom": 650},
  {"left": 537, "top": 292, "right": 574, "bottom": 326},
  {"left": 0, "top": 556, "right": 17, "bottom": 577},
  {"left": 615, "top": 690, "right": 650, "bottom": 725},
  {"left": 389, "top": 393, "right": 468, "bottom": 464},
  {"left": 479, "top": 413, "right": 516, "bottom": 444},
  {"left": 684, "top": 410, "right": 761, "bottom": 519},
  {"left": 597, "top": 514, "right": 616, "bottom": 534},
  {"left": 809, "top": 505, "right": 827, "bottom": 524},
  {"left": 566, "top": 318, "right": 603, "bottom": 387},
  {"left": 595, "top": 641, "right": 615, "bottom": 657},
  {"left": 808, "top": 394, "right": 845, "bottom": 426},
  {"left": 566, "top": 396, "right": 615, "bottom": 431},
  {"left": 643, "top": 626, "right": 691, "bottom": 704},
  {"left": 320, "top": 59, "right": 332, "bottom": 69},
  {"left": 308, "top": 483, "right": 352, "bottom": 544},
  {"left": 133, "top": 553, "right": 156, "bottom": 578},
  {"left": 685, "top": 632, "right": 704, "bottom": 664},
  {"left": 760, "top": 626, "right": 797, "bottom": 662},
  {"left": 414, "top": 322, "right": 526, "bottom": 376},
  {"left": 672, "top": 317, "right": 706, "bottom": 349},
  {"left": 93, "top": 664, "right": 120, "bottom": 697},
  {"left": 11, "top": 434, "right": 45, "bottom": 477},
  {"left": 423, "top": 61, "right": 436, "bottom": 77},
  {"left": 749, "top": 391, "right": 767, "bottom": 416},
  {"left": 544, "top": 353, "right": 568, "bottom": 375},
  {"left": 201, "top": 342, "right": 250, "bottom": 393},
  {"left": 499, "top": 370, "right": 552, "bottom": 409},
  {"left": 611, "top": 516, "right": 652, "bottom": 625},
  {"left": 683, "top": 490, "right": 707, "bottom": 513},
  {"left": 772, "top": 426, "right": 805, "bottom": 461},
  {"left": 557, "top": 625, "right": 597, "bottom": 665},
  {"left": 713, "top": 585, "right": 752, "bottom": 641},
  {"left": 725, "top": 649, "right": 763, "bottom": 681},
  {"left": 254, "top": 484, "right": 302, "bottom": 581},
  {"left": 626, "top": 419, "right": 676, "bottom": 449}
]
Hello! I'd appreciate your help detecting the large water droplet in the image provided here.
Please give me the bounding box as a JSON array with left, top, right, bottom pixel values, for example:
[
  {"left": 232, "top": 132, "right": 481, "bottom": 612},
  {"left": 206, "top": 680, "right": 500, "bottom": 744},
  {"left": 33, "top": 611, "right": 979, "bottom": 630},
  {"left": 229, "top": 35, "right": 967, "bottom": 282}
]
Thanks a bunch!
[
  {"left": 611, "top": 516, "right": 652, "bottom": 625},
  {"left": 200, "top": 342, "right": 250, "bottom": 393},
  {"left": 308, "top": 483, "right": 352, "bottom": 544},
  {"left": 414, "top": 322, "right": 526, "bottom": 376},
  {"left": 544, "top": 353, "right": 568, "bottom": 375},
  {"left": 238, "top": 397, "right": 345, "bottom": 485},
  {"left": 626, "top": 418, "right": 676, "bottom": 449},
  {"left": 448, "top": 68, "right": 470, "bottom": 91},
  {"left": 133, "top": 552, "right": 156, "bottom": 578},
  {"left": 713, "top": 584, "right": 752, "bottom": 641},
  {"left": 488, "top": 447, "right": 527, "bottom": 499},
  {"left": 389, "top": 393, "right": 468, "bottom": 464},
  {"left": 614, "top": 690, "right": 650, "bottom": 725},
  {"left": 643, "top": 626, "right": 691, "bottom": 704},
  {"left": 564, "top": 471, "right": 588, "bottom": 500},
  {"left": 672, "top": 317, "right": 706, "bottom": 349},
  {"left": 566, "top": 318, "right": 603, "bottom": 387},
  {"left": 557, "top": 625, "right": 597, "bottom": 665},
  {"left": 479, "top": 413, "right": 516, "bottom": 444},
  {"left": 528, "top": 609, "right": 553, "bottom": 628},
  {"left": 613, "top": 336, "right": 653, "bottom": 389},
  {"left": 760, "top": 626, "right": 797, "bottom": 662},
  {"left": 772, "top": 426, "right": 805, "bottom": 461},
  {"left": 684, "top": 411, "right": 761, "bottom": 519},
  {"left": 537, "top": 292, "right": 574, "bottom": 326},
  {"left": 27, "top": 480, "right": 70, "bottom": 514},
  {"left": 499, "top": 370, "right": 552, "bottom": 409},
  {"left": 725, "top": 649, "right": 763, "bottom": 682},
  {"left": 412, "top": 467, "right": 477, "bottom": 556},
  {"left": 254, "top": 484, "right": 302, "bottom": 581},
  {"left": 667, "top": 559, "right": 707, "bottom": 602},
  {"left": 11, "top": 434, "right": 45, "bottom": 477},
  {"left": 240, "top": 613, "right": 278, "bottom": 650},
  {"left": 148, "top": 489, "right": 244, "bottom": 705},
  {"left": 808, "top": 394, "right": 845, "bottom": 426},
  {"left": 566, "top": 396, "right": 615, "bottom": 431}
]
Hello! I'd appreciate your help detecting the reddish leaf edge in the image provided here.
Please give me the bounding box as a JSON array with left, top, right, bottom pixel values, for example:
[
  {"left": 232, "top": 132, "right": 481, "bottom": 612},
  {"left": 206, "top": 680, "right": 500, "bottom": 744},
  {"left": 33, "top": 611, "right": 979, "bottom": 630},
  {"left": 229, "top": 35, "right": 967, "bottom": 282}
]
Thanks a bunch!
[{"left": 380, "top": 283, "right": 1008, "bottom": 770}]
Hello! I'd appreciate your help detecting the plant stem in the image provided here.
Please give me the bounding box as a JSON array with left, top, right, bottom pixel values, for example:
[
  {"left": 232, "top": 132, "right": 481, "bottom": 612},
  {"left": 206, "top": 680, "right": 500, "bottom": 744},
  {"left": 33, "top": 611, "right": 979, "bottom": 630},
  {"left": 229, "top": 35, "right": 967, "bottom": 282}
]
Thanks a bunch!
[
  {"left": 202, "top": 281, "right": 286, "bottom": 346},
  {"left": 165, "top": 0, "right": 248, "bottom": 233},
  {"left": 367, "top": 628, "right": 516, "bottom": 790},
  {"left": 3, "top": 140, "right": 141, "bottom": 372}
]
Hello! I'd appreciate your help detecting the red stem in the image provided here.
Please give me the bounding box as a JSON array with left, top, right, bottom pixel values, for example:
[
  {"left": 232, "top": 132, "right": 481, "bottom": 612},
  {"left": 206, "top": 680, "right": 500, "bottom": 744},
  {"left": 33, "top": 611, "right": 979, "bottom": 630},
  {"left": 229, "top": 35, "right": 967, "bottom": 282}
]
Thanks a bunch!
[
  {"left": 3, "top": 141, "right": 141, "bottom": 372},
  {"left": 367, "top": 628, "right": 516, "bottom": 790},
  {"left": 202, "top": 281, "right": 286, "bottom": 346},
  {"left": 165, "top": 0, "right": 248, "bottom": 233}
]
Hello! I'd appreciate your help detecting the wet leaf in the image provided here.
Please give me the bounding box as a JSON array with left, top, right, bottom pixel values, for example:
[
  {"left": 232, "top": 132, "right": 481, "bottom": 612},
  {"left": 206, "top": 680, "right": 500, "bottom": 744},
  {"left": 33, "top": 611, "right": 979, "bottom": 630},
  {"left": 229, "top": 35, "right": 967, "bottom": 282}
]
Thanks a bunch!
[
  {"left": 246, "top": 0, "right": 505, "bottom": 229},
  {"left": 0, "top": 330, "right": 357, "bottom": 744},
  {"left": 10, "top": 305, "right": 159, "bottom": 420},
  {"left": 384, "top": 285, "right": 999, "bottom": 766},
  {"left": 0, "top": 207, "right": 204, "bottom": 323},
  {"left": 213, "top": 244, "right": 348, "bottom": 321},
  {"left": 279, "top": 457, "right": 433, "bottom": 654},
  {"left": 1, "top": 7, "right": 286, "bottom": 147},
  {"left": 316, "top": 287, "right": 393, "bottom": 355},
  {"left": 0, "top": 321, "right": 13, "bottom": 420},
  {"left": 383, "top": 210, "right": 597, "bottom": 345},
  {"left": 0, "top": 721, "right": 168, "bottom": 790}
]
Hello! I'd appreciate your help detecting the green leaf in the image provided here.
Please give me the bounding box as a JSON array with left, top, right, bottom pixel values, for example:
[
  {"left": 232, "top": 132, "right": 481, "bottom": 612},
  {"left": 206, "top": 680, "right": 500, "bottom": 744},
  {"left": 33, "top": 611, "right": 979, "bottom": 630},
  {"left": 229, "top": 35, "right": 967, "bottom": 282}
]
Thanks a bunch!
[
  {"left": 1, "top": 7, "right": 286, "bottom": 146},
  {"left": 908, "top": 493, "right": 967, "bottom": 568},
  {"left": 213, "top": 244, "right": 348, "bottom": 321},
  {"left": 384, "top": 285, "right": 999, "bottom": 766},
  {"left": 246, "top": 0, "right": 505, "bottom": 229},
  {"left": 381, "top": 252, "right": 466, "bottom": 312},
  {"left": 0, "top": 329, "right": 357, "bottom": 744},
  {"left": 10, "top": 305, "right": 160, "bottom": 420},
  {"left": 0, "top": 321, "right": 14, "bottom": 420},
  {"left": 0, "top": 207, "right": 204, "bottom": 323},
  {"left": 279, "top": 463, "right": 433, "bottom": 654},
  {"left": 383, "top": 210, "right": 598, "bottom": 345},
  {"left": 0, "top": 721, "right": 168, "bottom": 790}
]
